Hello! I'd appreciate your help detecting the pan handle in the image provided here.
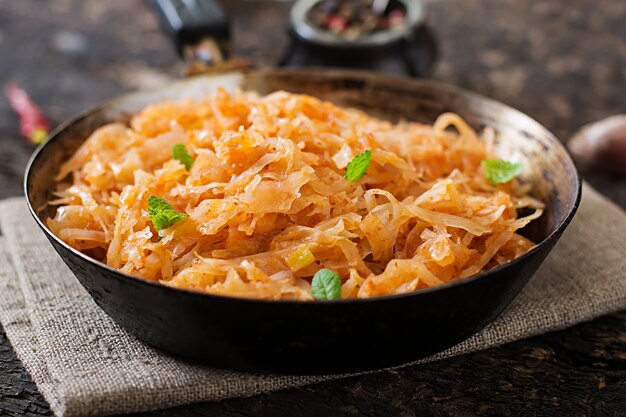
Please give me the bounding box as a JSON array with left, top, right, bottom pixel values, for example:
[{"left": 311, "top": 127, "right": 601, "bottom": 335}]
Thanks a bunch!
[{"left": 146, "top": 0, "right": 249, "bottom": 74}]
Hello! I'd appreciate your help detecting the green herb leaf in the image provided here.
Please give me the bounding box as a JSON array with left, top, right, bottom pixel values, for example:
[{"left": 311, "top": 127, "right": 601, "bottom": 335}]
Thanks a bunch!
[
  {"left": 147, "top": 195, "right": 189, "bottom": 231},
  {"left": 172, "top": 144, "right": 195, "bottom": 170},
  {"left": 344, "top": 149, "right": 372, "bottom": 182},
  {"left": 311, "top": 269, "right": 342, "bottom": 301},
  {"left": 482, "top": 159, "right": 523, "bottom": 184}
]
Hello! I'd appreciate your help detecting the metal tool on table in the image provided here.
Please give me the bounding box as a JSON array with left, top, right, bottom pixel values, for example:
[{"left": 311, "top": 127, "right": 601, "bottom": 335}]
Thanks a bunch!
[{"left": 148, "top": 0, "right": 251, "bottom": 75}]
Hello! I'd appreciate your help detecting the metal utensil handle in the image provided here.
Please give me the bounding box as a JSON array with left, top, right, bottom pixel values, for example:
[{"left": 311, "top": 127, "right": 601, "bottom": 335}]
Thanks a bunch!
[{"left": 146, "top": 0, "right": 231, "bottom": 67}]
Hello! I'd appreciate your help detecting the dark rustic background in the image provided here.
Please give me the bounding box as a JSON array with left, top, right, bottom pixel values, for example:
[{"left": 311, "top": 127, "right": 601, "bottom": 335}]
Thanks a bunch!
[{"left": 1, "top": 1, "right": 625, "bottom": 416}]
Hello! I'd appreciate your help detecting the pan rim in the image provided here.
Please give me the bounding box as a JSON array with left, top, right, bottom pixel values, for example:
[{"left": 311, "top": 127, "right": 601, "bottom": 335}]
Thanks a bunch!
[{"left": 23, "top": 67, "right": 582, "bottom": 306}]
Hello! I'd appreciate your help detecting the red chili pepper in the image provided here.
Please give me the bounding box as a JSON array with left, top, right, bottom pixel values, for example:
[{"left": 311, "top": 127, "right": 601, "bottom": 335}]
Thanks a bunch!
[{"left": 5, "top": 83, "right": 52, "bottom": 145}]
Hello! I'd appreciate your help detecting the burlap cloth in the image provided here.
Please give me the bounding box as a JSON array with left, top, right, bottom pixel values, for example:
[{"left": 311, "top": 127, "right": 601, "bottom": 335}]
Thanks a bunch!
[{"left": 0, "top": 183, "right": 625, "bottom": 417}]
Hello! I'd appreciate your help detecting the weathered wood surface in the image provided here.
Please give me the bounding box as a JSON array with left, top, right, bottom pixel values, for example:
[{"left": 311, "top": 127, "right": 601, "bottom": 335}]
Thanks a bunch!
[{"left": 0, "top": 0, "right": 625, "bottom": 416}]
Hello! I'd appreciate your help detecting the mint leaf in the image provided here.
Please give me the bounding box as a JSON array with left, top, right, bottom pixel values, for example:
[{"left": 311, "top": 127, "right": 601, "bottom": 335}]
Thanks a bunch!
[
  {"left": 311, "top": 269, "right": 342, "bottom": 301},
  {"left": 172, "top": 144, "right": 195, "bottom": 170},
  {"left": 344, "top": 149, "right": 372, "bottom": 182},
  {"left": 147, "top": 196, "right": 189, "bottom": 231},
  {"left": 482, "top": 159, "right": 523, "bottom": 184}
]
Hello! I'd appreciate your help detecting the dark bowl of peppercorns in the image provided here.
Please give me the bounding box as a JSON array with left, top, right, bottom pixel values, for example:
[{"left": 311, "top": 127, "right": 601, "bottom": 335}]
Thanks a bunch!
[
  {"left": 283, "top": 0, "right": 435, "bottom": 77},
  {"left": 291, "top": 0, "right": 423, "bottom": 48}
]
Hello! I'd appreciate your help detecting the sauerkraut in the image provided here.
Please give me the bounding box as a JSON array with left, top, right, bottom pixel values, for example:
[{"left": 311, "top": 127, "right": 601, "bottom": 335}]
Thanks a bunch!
[{"left": 48, "top": 89, "right": 543, "bottom": 300}]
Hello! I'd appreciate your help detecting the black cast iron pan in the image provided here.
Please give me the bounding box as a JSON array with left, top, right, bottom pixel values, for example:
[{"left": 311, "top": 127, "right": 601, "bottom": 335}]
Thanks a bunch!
[{"left": 23, "top": 1, "right": 580, "bottom": 375}]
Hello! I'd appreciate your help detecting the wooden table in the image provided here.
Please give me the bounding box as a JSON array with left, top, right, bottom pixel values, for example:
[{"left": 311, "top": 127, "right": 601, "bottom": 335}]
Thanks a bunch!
[{"left": 1, "top": 1, "right": 625, "bottom": 415}]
